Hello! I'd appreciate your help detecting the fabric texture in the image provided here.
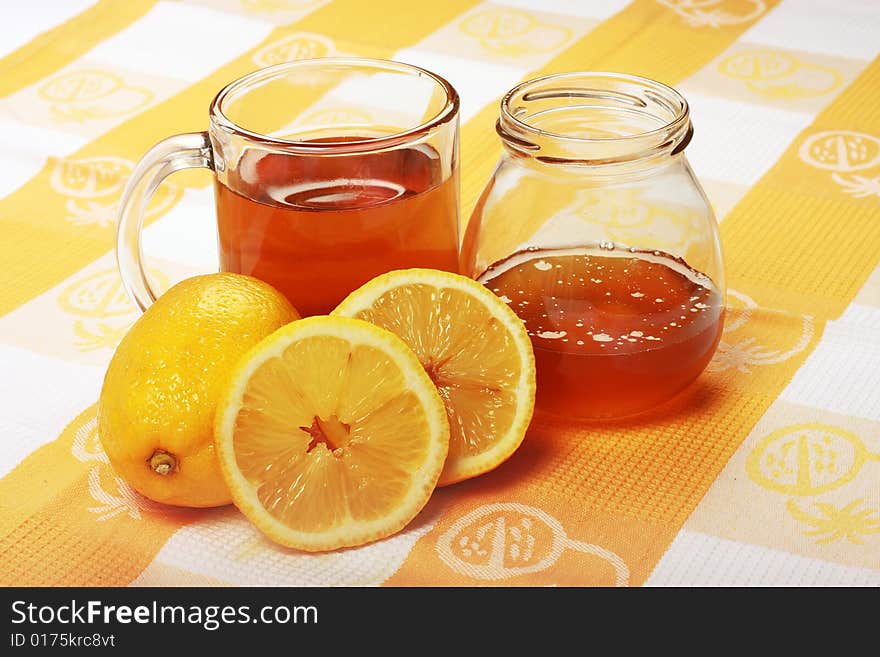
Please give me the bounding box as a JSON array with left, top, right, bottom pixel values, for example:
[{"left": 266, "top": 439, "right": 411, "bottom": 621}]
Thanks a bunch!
[{"left": 0, "top": 0, "right": 878, "bottom": 587}]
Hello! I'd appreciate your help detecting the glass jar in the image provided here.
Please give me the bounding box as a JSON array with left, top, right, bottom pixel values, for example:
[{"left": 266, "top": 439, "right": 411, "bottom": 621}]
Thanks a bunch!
[{"left": 462, "top": 73, "right": 725, "bottom": 420}]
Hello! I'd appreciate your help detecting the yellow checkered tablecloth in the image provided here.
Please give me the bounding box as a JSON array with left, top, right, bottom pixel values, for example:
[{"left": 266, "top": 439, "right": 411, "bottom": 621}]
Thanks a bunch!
[{"left": 1, "top": 0, "right": 878, "bottom": 587}]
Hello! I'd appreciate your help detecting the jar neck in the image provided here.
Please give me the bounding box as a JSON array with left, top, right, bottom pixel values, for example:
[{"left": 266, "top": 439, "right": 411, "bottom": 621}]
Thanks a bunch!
[{"left": 497, "top": 72, "right": 692, "bottom": 169}]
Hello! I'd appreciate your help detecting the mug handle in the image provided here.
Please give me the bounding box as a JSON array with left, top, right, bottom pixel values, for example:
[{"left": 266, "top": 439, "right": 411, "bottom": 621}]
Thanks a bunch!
[{"left": 116, "top": 131, "right": 213, "bottom": 311}]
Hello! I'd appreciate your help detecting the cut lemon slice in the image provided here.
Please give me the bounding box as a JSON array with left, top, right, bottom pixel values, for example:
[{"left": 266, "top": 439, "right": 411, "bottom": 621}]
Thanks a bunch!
[
  {"left": 215, "top": 316, "right": 449, "bottom": 551},
  {"left": 333, "top": 269, "right": 536, "bottom": 486}
]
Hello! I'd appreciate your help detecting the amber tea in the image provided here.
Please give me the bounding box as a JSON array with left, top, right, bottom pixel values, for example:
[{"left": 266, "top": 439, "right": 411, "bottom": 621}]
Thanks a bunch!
[{"left": 216, "top": 140, "right": 459, "bottom": 316}]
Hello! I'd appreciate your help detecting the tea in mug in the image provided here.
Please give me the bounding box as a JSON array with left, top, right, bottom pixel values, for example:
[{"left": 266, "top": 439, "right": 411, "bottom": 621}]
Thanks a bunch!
[{"left": 216, "top": 139, "right": 459, "bottom": 316}]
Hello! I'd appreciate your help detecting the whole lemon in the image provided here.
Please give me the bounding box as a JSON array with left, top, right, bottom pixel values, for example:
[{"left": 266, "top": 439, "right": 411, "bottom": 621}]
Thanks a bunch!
[{"left": 98, "top": 273, "right": 299, "bottom": 507}]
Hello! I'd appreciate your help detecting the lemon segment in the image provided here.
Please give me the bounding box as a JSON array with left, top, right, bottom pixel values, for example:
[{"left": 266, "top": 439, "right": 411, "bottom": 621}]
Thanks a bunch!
[
  {"left": 215, "top": 316, "right": 449, "bottom": 551},
  {"left": 333, "top": 269, "right": 536, "bottom": 486}
]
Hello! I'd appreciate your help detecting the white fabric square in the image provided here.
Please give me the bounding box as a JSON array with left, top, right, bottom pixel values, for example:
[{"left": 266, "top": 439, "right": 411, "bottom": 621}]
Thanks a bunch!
[
  {"left": 132, "top": 502, "right": 444, "bottom": 586},
  {"left": 86, "top": 2, "right": 274, "bottom": 83},
  {"left": 682, "top": 91, "right": 813, "bottom": 186},
  {"left": 647, "top": 529, "right": 880, "bottom": 586},
  {"left": 394, "top": 48, "right": 524, "bottom": 122},
  {"left": 0, "top": 344, "right": 103, "bottom": 478},
  {"left": 0, "top": 120, "right": 88, "bottom": 199},
  {"left": 743, "top": 0, "right": 880, "bottom": 60},
  {"left": 0, "top": 1, "right": 96, "bottom": 59},
  {"left": 142, "top": 186, "right": 220, "bottom": 272},
  {"left": 317, "top": 70, "right": 438, "bottom": 125},
  {"left": 780, "top": 303, "right": 880, "bottom": 422}
]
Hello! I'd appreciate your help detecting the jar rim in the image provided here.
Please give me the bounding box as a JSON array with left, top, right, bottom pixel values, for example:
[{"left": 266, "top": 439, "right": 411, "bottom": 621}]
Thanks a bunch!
[{"left": 498, "top": 72, "right": 691, "bottom": 163}]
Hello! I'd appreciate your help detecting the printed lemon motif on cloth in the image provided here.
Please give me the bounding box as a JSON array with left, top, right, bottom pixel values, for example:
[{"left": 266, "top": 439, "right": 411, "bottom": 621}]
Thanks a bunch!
[
  {"left": 720, "top": 49, "right": 797, "bottom": 80},
  {"left": 57, "top": 269, "right": 142, "bottom": 318},
  {"left": 87, "top": 465, "right": 163, "bottom": 522},
  {"left": 459, "top": 8, "right": 571, "bottom": 57},
  {"left": 747, "top": 423, "right": 880, "bottom": 545},
  {"left": 800, "top": 131, "right": 880, "bottom": 173},
  {"left": 578, "top": 190, "right": 709, "bottom": 259},
  {"left": 70, "top": 415, "right": 109, "bottom": 465},
  {"left": 436, "top": 503, "right": 629, "bottom": 586},
  {"left": 38, "top": 69, "right": 153, "bottom": 123},
  {"left": 718, "top": 50, "right": 841, "bottom": 99},
  {"left": 71, "top": 410, "right": 164, "bottom": 523},
  {"left": 251, "top": 33, "right": 335, "bottom": 67},
  {"left": 50, "top": 155, "right": 181, "bottom": 228},
  {"left": 656, "top": 0, "right": 766, "bottom": 28},
  {"left": 799, "top": 131, "right": 880, "bottom": 199},
  {"left": 786, "top": 499, "right": 880, "bottom": 545},
  {"left": 747, "top": 423, "right": 874, "bottom": 496},
  {"left": 51, "top": 156, "right": 131, "bottom": 199},
  {"left": 708, "top": 290, "right": 814, "bottom": 375},
  {"left": 0, "top": 405, "right": 192, "bottom": 586},
  {"left": 57, "top": 268, "right": 170, "bottom": 352},
  {"left": 40, "top": 70, "right": 124, "bottom": 106},
  {"left": 442, "top": 5, "right": 585, "bottom": 67},
  {"left": 685, "top": 406, "right": 880, "bottom": 568}
]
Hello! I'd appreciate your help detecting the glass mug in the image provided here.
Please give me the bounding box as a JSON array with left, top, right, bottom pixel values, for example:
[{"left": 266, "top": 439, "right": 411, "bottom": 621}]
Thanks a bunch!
[
  {"left": 117, "top": 58, "right": 460, "bottom": 316},
  {"left": 463, "top": 73, "right": 725, "bottom": 420}
]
